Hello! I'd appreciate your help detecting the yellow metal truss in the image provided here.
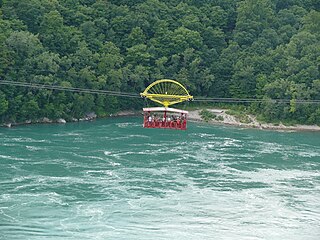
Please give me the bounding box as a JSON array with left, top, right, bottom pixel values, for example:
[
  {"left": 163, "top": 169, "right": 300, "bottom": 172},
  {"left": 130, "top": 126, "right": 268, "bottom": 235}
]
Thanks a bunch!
[{"left": 140, "top": 79, "right": 193, "bottom": 107}]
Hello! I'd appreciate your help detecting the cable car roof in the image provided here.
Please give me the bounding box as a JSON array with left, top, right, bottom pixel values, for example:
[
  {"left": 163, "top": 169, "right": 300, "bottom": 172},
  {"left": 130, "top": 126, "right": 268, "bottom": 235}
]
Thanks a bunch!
[{"left": 143, "top": 107, "right": 188, "bottom": 114}]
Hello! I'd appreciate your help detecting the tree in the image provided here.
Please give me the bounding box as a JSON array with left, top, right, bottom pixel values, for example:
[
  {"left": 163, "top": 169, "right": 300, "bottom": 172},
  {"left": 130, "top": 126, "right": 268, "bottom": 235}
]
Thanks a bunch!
[
  {"left": 39, "top": 10, "right": 80, "bottom": 54},
  {"left": 234, "top": 0, "right": 275, "bottom": 46},
  {"left": 230, "top": 64, "right": 256, "bottom": 98},
  {"left": 126, "top": 44, "right": 151, "bottom": 65},
  {"left": 20, "top": 99, "right": 40, "bottom": 121},
  {"left": 6, "top": 31, "right": 42, "bottom": 59},
  {"left": 0, "top": 91, "right": 8, "bottom": 116},
  {"left": 169, "top": 27, "right": 203, "bottom": 54},
  {"left": 303, "top": 10, "right": 320, "bottom": 34},
  {"left": 125, "top": 27, "right": 146, "bottom": 47}
]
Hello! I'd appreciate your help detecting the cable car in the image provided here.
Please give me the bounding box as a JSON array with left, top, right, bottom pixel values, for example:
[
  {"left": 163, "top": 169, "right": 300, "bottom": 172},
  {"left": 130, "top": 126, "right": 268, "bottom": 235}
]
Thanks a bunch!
[{"left": 140, "top": 79, "right": 193, "bottom": 130}]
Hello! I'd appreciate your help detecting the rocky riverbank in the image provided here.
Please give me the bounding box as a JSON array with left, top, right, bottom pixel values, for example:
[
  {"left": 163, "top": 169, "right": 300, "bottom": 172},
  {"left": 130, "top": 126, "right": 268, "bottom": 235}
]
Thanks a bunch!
[
  {"left": 1, "top": 112, "right": 98, "bottom": 128},
  {"left": 1, "top": 110, "right": 144, "bottom": 128},
  {"left": 188, "top": 109, "right": 320, "bottom": 132},
  {"left": 2, "top": 108, "right": 320, "bottom": 132}
]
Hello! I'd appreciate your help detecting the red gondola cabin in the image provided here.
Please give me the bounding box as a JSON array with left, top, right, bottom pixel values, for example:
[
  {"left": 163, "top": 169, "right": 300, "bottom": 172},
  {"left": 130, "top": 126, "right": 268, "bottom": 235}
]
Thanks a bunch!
[{"left": 143, "top": 107, "right": 188, "bottom": 130}]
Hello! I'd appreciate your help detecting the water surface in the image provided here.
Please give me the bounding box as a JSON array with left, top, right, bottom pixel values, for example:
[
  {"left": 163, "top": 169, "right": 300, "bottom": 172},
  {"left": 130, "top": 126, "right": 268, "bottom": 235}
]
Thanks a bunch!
[{"left": 1, "top": 118, "right": 320, "bottom": 239}]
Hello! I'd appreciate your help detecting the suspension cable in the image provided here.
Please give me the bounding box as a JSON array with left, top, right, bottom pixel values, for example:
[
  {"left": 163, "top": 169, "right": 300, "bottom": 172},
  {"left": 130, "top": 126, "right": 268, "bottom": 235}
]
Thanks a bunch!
[
  {"left": 0, "top": 80, "right": 140, "bottom": 98},
  {"left": 1, "top": 79, "right": 320, "bottom": 104},
  {"left": 193, "top": 97, "right": 320, "bottom": 104}
]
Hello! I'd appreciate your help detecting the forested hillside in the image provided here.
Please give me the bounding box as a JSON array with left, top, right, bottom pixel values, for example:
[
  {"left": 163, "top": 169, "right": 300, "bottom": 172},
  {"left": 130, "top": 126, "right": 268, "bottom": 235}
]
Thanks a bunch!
[{"left": 0, "top": 0, "right": 319, "bottom": 124}]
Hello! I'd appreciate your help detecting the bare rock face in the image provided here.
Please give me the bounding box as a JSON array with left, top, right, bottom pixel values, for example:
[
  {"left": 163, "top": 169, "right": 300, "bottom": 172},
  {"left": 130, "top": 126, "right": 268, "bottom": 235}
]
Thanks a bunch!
[
  {"left": 42, "top": 117, "right": 52, "bottom": 123},
  {"left": 85, "top": 112, "right": 97, "bottom": 120},
  {"left": 57, "top": 118, "right": 66, "bottom": 124},
  {"left": 4, "top": 123, "right": 12, "bottom": 128}
]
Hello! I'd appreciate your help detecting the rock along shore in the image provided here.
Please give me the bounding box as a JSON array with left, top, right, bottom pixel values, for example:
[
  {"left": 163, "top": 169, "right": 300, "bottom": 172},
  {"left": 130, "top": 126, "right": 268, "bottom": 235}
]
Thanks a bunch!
[{"left": 1, "top": 112, "right": 98, "bottom": 128}]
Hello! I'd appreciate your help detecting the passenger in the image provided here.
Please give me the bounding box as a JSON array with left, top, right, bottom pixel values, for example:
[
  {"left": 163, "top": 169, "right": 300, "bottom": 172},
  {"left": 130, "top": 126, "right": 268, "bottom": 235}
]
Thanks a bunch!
[
  {"left": 154, "top": 115, "right": 159, "bottom": 127},
  {"left": 148, "top": 115, "right": 152, "bottom": 122}
]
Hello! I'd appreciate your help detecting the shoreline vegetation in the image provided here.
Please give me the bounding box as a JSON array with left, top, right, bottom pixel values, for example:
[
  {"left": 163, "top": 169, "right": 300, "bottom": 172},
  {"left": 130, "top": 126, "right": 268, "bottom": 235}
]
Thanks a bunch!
[
  {"left": 188, "top": 109, "right": 320, "bottom": 132},
  {"left": 2, "top": 108, "right": 320, "bottom": 132}
]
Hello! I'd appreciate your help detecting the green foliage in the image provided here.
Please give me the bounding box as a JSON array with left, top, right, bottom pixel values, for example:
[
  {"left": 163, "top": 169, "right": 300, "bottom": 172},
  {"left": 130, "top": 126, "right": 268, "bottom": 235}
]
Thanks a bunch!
[
  {"left": 226, "top": 109, "right": 251, "bottom": 124},
  {"left": 200, "top": 109, "right": 216, "bottom": 122},
  {"left": 216, "top": 115, "right": 224, "bottom": 121},
  {"left": 0, "top": 0, "right": 319, "bottom": 124},
  {"left": 0, "top": 91, "right": 8, "bottom": 116}
]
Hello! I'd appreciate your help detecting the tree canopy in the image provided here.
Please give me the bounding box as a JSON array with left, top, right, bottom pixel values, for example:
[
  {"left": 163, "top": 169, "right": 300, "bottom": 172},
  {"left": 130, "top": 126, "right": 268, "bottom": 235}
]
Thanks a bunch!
[{"left": 0, "top": 0, "right": 319, "bottom": 124}]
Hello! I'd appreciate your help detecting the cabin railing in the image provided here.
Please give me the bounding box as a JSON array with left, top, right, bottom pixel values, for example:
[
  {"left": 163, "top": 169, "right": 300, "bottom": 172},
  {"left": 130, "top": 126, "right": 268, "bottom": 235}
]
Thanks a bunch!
[{"left": 143, "top": 117, "right": 187, "bottom": 130}]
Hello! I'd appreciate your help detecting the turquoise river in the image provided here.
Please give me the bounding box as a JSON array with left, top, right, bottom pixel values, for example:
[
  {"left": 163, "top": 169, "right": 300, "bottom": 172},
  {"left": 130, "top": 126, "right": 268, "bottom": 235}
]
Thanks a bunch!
[{"left": 0, "top": 117, "right": 320, "bottom": 240}]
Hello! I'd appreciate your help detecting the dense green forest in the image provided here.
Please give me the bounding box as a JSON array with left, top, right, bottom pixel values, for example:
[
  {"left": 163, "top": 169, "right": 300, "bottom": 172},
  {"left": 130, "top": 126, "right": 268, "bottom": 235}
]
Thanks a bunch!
[{"left": 0, "top": 0, "right": 319, "bottom": 124}]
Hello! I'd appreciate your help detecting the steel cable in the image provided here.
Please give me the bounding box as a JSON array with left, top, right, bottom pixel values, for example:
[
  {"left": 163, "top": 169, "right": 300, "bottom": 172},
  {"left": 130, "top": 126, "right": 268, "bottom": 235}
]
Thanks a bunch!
[
  {"left": 1, "top": 79, "right": 320, "bottom": 104},
  {"left": 0, "top": 80, "right": 140, "bottom": 98}
]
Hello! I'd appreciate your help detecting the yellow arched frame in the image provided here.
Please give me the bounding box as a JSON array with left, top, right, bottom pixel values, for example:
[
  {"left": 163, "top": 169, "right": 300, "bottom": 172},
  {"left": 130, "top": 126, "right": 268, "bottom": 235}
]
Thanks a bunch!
[{"left": 140, "top": 79, "right": 193, "bottom": 108}]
